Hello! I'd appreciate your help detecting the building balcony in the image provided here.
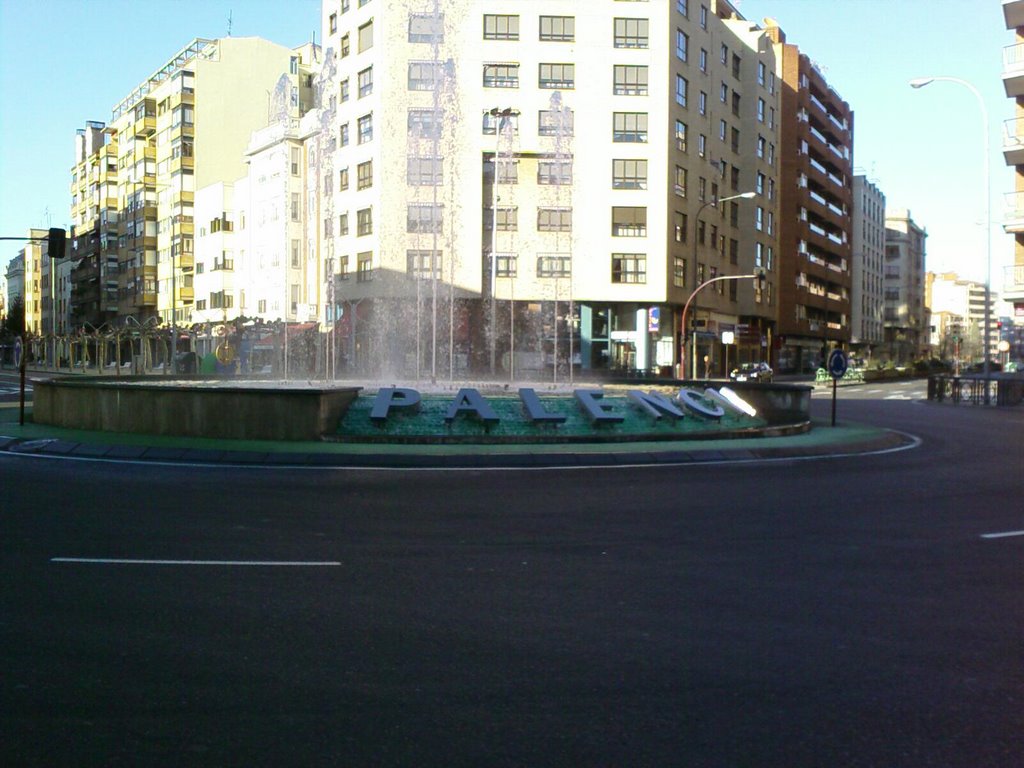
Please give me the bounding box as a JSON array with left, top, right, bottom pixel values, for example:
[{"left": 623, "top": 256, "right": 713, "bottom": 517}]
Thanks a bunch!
[
  {"left": 177, "top": 286, "right": 194, "bottom": 304},
  {"left": 1003, "top": 118, "right": 1024, "bottom": 166},
  {"left": 134, "top": 115, "right": 156, "bottom": 138},
  {"left": 177, "top": 253, "right": 194, "bottom": 271},
  {"left": 138, "top": 291, "right": 158, "bottom": 307},
  {"left": 1003, "top": 43, "right": 1024, "bottom": 97},
  {"left": 1004, "top": 0, "right": 1024, "bottom": 29},
  {"left": 1003, "top": 191, "right": 1024, "bottom": 232},
  {"left": 1004, "top": 264, "right": 1024, "bottom": 302}
]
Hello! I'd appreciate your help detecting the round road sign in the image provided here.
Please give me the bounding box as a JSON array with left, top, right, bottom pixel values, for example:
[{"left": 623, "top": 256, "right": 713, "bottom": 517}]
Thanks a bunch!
[
  {"left": 827, "top": 349, "right": 848, "bottom": 379},
  {"left": 13, "top": 337, "right": 23, "bottom": 369}
]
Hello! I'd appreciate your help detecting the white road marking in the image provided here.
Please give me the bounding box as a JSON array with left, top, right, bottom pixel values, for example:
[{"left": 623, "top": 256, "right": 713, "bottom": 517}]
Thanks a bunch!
[
  {"left": 51, "top": 558, "right": 341, "bottom": 566},
  {"left": 980, "top": 531, "right": 1024, "bottom": 540}
]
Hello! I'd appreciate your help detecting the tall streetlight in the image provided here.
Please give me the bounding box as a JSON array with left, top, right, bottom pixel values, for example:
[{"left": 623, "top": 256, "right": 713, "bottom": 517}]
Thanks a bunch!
[
  {"left": 910, "top": 76, "right": 992, "bottom": 404},
  {"left": 685, "top": 191, "right": 756, "bottom": 378}
]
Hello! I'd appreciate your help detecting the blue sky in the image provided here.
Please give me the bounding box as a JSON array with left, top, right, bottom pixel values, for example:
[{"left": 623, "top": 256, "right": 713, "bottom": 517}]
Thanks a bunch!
[{"left": 1, "top": 0, "right": 1014, "bottom": 289}]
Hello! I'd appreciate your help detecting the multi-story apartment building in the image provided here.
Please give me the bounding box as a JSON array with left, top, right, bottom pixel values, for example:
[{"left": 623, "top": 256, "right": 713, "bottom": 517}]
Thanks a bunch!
[
  {"left": 883, "top": 209, "right": 928, "bottom": 363},
  {"left": 928, "top": 271, "right": 1000, "bottom": 364},
  {"left": 317, "top": 0, "right": 781, "bottom": 378},
  {"left": 1002, "top": 0, "right": 1024, "bottom": 320},
  {"left": 89, "top": 36, "right": 317, "bottom": 330},
  {"left": 765, "top": 21, "right": 854, "bottom": 374},
  {"left": 69, "top": 121, "right": 120, "bottom": 328},
  {"left": 16, "top": 230, "right": 46, "bottom": 334},
  {"left": 851, "top": 174, "right": 885, "bottom": 359},
  {"left": 4, "top": 254, "right": 24, "bottom": 324}
]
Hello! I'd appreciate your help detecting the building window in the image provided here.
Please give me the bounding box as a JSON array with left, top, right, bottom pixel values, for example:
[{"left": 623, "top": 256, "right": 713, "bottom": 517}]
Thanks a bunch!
[
  {"left": 675, "top": 166, "right": 687, "bottom": 197},
  {"left": 339, "top": 167, "right": 349, "bottom": 191},
  {"left": 341, "top": 34, "right": 350, "bottom": 58},
  {"left": 486, "top": 206, "right": 518, "bottom": 231},
  {"left": 614, "top": 112, "right": 648, "bottom": 143},
  {"left": 340, "top": 123, "right": 349, "bottom": 147},
  {"left": 484, "top": 111, "right": 520, "bottom": 135},
  {"left": 408, "top": 61, "right": 442, "bottom": 90},
  {"left": 540, "top": 15, "right": 574, "bottom": 42},
  {"left": 338, "top": 255, "right": 349, "bottom": 280},
  {"left": 675, "top": 120, "right": 687, "bottom": 152},
  {"left": 611, "top": 207, "right": 647, "bottom": 237},
  {"left": 612, "top": 253, "right": 646, "bottom": 284},
  {"left": 407, "top": 156, "right": 442, "bottom": 186},
  {"left": 675, "top": 75, "right": 688, "bottom": 107},
  {"left": 674, "top": 211, "right": 687, "bottom": 243},
  {"left": 358, "top": 67, "right": 373, "bottom": 98},
  {"left": 699, "top": 48, "right": 708, "bottom": 73},
  {"left": 357, "top": 160, "right": 372, "bottom": 190},
  {"left": 538, "top": 109, "right": 573, "bottom": 136},
  {"left": 537, "top": 253, "right": 571, "bottom": 278},
  {"left": 537, "top": 207, "right": 572, "bottom": 232},
  {"left": 486, "top": 157, "right": 519, "bottom": 184},
  {"left": 357, "top": 208, "right": 373, "bottom": 236},
  {"left": 407, "top": 203, "right": 443, "bottom": 233},
  {"left": 358, "top": 114, "right": 373, "bottom": 144},
  {"left": 484, "top": 14, "right": 519, "bottom": 40},
  {"left": 409, "top": 13, "right": 444, "bottom": 43},
  {"left": 698, "top": 134, "right": 706, "bottom": 157},
  {"left": 407, "top": 250, "right": 441, "bottom": 279},
  {"left": 613, "top": 65, "right": 648, "bottom": 95},
  {"left": 614, "top": 17, "right": 649, "bottom": 49},
  {"left": 291, "top": 193, "right": 300, "bottom": 221},
  {"left": 700, "top": 4, "right": 708, "bottom": 29},
  {"left": 676, "top": 29, "right": 688, "bottom": 61},
  {"left": 408, "top": 108, "right": 442, "bottom": 138},
  {"left": 699, "top": 91, "right": 707, "bottom": 115},
  {"left": 756, "top": 207, "right": 764, "bottom": 231},
  {"left": 290, "top": 147, "right": 300, "bottom": 176},
  {"left": 673, "top": 256, "right": 687, "bottom": 288},
  {"left": 357, "top": 252, "right": 373, "bottom": 282},
  {"left": 340, "top": 78, "right": 350, "bottom": 102},
  {"left": 358, "top": 20, "right": 373, "bottom": 52},
  {"left": 329, "top": 13, "right": 337, "bottom": 34},
  {"left": 539, "top": 63, "right": 575, "bottom": 89},
  {"left": 494, "top": 253, "right": 517, "bottom": 278},
  {"left": 757, "top": 135, "right": 766, "bottom": 158},
  {"left": 612, "top": 159, "right": 647, "bottom": 190},
  {"left": 483, "top": 63, "right": 520, "bottom": 88},
  {"left": 291, "top": 240, "right": 300, "bottom": 267},
  {"left": 538, "top": 159, "right": 573, "bottom": 185},
  {"left": 719, "top": 119, "right": 727, "bottom": 141},
  {"left": 339, "top": 212, "right": 349, "bottom": 236},
  {"left": 678, "top": 0, "right": 689, "bottom": 17}
]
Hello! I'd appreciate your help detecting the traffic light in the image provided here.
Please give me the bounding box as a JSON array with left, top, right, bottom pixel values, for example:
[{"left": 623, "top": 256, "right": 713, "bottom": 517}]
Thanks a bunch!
[
  {"left": 47, "top": 227, "right": 66, "bottom": 260},
  {"left": 754, "top": 267, "right": 766, "bottom": 287}
]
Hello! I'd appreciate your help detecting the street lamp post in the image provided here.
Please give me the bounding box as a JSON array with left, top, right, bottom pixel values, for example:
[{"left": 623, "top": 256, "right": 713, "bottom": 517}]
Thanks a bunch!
[
  {"left": 685, "top": 191, "right": 756, "bottom": 378},
  {"left": 910, "top": 76, "right": 992, "bottom": 404}
]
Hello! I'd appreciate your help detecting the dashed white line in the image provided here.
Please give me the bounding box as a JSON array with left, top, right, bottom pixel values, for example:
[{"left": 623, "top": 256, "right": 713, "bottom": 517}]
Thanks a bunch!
[
  {"left": 51, "top": 558, "right": 341, "bottom": 566},
  {"left": 980, "top": 531, "right": 1024, "bottom": 540}
]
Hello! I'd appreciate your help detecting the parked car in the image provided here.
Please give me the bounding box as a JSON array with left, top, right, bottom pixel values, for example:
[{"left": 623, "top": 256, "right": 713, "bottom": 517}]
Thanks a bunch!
[{"left": 729, "top": 362, "right": 773, "bottom": 383}]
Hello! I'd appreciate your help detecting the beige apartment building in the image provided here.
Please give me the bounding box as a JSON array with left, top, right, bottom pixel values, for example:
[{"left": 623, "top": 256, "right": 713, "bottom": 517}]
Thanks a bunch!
[
  {"left": 1003, "top": 0, "right": 1024, "bottom": 322},
  {"left": 71, "top": 37, "right": 317, "bottom": 332},
  {"left": 317, "top": 0, "right": 781, "bottom": 378}
]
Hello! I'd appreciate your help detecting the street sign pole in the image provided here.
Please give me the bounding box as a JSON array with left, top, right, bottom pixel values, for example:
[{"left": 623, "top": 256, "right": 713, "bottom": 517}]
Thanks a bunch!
[
  {"left": 827, "top": 349, "right": 849, "bottom": 428},
  {"left": 16, "top": 335, "right": 26, "bottom": 426}
]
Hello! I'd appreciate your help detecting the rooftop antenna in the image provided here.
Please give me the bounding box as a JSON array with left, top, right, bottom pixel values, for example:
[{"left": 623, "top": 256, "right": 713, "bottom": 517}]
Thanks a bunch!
[{"left": 227, "top": 10, "right": 232, "bottom": 37}]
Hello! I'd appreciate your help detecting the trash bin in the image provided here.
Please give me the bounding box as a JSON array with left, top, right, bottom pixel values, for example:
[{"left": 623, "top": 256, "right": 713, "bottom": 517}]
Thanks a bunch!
[{"left": 176, "top": 351, "right": 198, "bottom": 374}]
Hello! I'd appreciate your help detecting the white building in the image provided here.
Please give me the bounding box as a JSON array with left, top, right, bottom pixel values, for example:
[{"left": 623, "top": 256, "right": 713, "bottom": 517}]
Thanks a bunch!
[
  {"left": 851, "top": 174, "right": 885, "bottom": 358},
  {"left": 314, "top": 0, "right": 781, "bottom": 378}
]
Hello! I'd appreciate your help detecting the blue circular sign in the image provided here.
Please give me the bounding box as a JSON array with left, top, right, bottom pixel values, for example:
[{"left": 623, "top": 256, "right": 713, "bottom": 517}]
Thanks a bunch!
[
  {"left": 828, "top": 349, "right": 848, "bottom": 379},
  {"left": 13, "top": 337, "right": 23, "bottom": 368}
]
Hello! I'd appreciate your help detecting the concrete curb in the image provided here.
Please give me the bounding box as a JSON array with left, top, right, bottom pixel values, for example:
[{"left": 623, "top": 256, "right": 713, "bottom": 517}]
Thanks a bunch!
[{"left": 0, "top": 426, "right": 917, "bottom": 469}]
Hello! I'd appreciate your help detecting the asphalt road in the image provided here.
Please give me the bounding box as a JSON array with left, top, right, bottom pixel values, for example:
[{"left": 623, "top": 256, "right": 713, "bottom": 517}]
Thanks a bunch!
[{"left": 1, "top": 382, "right": 1022, "bottom": 767}]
